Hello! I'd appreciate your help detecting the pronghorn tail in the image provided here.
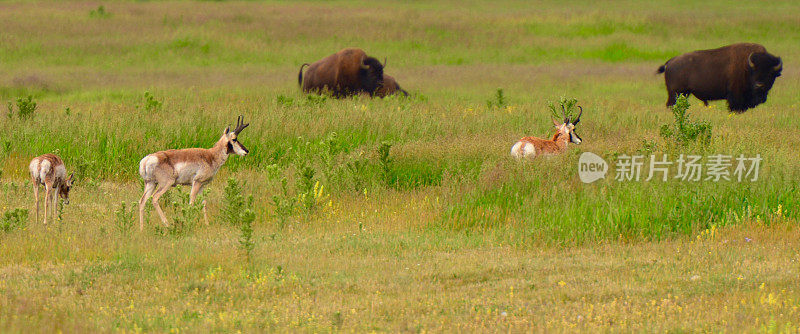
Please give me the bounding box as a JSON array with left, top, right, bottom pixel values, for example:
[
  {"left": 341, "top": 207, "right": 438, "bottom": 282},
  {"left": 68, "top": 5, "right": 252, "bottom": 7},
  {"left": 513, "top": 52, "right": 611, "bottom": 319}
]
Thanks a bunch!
[{"left": 138, "top": 155, "right": 158, "bottom": 181}]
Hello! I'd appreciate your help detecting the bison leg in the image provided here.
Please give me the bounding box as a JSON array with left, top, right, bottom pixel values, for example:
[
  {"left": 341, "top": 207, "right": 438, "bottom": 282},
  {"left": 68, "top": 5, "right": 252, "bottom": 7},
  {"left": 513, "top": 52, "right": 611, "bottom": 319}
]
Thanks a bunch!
[{"left": 666, "top": 91, "right": 677, "bottom": 107}]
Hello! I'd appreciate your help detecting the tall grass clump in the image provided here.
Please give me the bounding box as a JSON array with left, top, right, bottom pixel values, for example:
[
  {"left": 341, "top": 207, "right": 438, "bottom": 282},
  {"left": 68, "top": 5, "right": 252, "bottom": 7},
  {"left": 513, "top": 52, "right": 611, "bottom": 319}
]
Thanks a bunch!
[
  {"left": 114, "top": 202, "right": 136, "bottom": 234},
  {"left": 156, "top": 189, "right": 202, "bottom": 236}
]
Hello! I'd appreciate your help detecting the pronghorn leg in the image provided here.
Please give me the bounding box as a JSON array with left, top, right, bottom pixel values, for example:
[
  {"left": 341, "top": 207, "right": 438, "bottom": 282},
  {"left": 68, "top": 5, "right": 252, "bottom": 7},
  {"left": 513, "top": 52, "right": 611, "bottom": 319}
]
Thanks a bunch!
[
  {"left": 138, "top": 182, "right": 157, "bottom": 231},
  {"left": 43, "top": 184, "right": 52, "bottom": 225},
  {"left": 151, "top": 181, "right": 174, "bottom": 228},
  {"left": 51, "top": 189, "right": 58, "bottom": 222},
  {"left": 189, "top": 182, "right": 208, "bottom": 226},
  {"left": 33, "top": 184, "right": 39, "bottom": 224}
]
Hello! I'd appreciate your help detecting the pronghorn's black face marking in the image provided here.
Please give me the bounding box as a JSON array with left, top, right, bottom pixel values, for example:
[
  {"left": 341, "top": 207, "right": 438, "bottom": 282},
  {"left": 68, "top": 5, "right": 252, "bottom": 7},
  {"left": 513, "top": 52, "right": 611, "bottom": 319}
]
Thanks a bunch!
[
  {"left": 60, "top": 173, "right": 74, "bottom": 205},
  {"left": 223, "top": 115, "right": 250, "bottom": 156},
  {"left": 226, "top": 135, "right": 249, "bottom": 156},
  {"left": 568, "top": 124, "right": 582, "bottom": 145},
  {"left": 551, "top": 105, "right": 583, "bottom": 145}
]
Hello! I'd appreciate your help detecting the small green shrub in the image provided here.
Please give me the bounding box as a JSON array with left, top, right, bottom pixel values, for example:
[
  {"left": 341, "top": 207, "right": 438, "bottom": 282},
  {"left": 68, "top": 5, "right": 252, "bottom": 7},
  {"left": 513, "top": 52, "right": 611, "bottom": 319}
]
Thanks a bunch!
[
  {"left": 660, "top": 94, "right": 712, "bottom": 145},
  {"left": 276, "top": 95, "right": 295, "bottom": 108},
  {"left": 296, "top": 164, "right": 317, "bottom": 213},
  {"left": 272, "top": 177, "right": 297, "bottom": 228},
  {"left": 221, "top": 177, "right": 254, "bottom": 226},
  {"left": 345, "top": 152, "right": 368, "bottom": 193},
  {"left": 157, "top": 189, "right": 202, "bottom": 236},
  {"left": 378, "top": 141, "right": 393, "bottom": 187},
  {"left": 138, "top": 91, "right": 162, "bottom": 113},
  {"left": 305, "top": 94, "right": 327, "bottom": 106},
  {"left": 220, "top": 178, "right": 256, "bottom": 259},
  {"left": 486, "top": 88, "right": 506, "bottom": 109},
  {"left": 1, "top": 208, "right": 28, "bottom": 232},
  {"left": 89, "top": 5, "right": 110, "bottom": 18},
  {"left": 14, "top": 95, "right": 37, "bottom": 119},
  {"left": 548, "top": 96, "right": 579, "bottom": 120},
  {"left": 114, "top": 202, "right": 136, "bottom": 234}
]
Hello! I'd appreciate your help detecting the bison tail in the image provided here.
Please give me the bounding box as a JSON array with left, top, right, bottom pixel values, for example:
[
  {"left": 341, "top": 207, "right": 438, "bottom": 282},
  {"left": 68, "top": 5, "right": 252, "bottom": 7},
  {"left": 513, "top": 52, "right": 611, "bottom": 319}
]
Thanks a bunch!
[{"left": 298, "top": 63, "right": 310, "bottom": 87}]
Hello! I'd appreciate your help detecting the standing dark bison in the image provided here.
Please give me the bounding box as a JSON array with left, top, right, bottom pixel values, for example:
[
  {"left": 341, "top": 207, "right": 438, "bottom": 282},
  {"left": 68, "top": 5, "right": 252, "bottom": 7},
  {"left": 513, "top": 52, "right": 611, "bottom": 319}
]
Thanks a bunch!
[
  {"left": 298, "top": 48, "right": 384, "bottom": 98},
  {"left": 375, "top": 74, "right": 408, "bottom": 98},
  {"left": 657, "top": 43, "right": 782, "bottom": 113}
]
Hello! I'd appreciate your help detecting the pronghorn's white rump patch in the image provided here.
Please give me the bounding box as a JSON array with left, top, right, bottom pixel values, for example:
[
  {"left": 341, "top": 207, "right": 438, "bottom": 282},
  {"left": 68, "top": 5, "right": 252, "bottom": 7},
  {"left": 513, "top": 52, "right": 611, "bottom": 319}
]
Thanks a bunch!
[
  {"left": 138, "top": 155, "right": 159, "bottom": 181},
  {"left": 510, "top": 141, "right": 536, "bottom": 159}
]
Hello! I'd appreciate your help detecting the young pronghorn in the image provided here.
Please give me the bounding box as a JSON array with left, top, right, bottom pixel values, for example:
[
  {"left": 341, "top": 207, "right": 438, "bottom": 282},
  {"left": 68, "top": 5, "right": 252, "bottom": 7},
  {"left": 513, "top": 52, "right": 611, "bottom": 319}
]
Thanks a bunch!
[
  {"left": 138, "top": 115, "right": 249, "bottom": 230},
  {"left": 510, "top": 106, "right": 583, "bottom": 159},
  {"left": 29, "top": 154, "right": 74, "bottom": 225}
]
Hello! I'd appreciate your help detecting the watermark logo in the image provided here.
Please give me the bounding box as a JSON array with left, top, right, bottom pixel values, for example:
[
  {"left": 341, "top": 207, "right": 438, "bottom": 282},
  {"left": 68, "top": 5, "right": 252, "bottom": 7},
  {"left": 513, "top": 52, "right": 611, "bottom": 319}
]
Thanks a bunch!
[
  {"left": 578, "top": 152, "right": 608, "bottom": 183},
  {"left": 578, "top": 152, "right": 762, "bottom": 183}
]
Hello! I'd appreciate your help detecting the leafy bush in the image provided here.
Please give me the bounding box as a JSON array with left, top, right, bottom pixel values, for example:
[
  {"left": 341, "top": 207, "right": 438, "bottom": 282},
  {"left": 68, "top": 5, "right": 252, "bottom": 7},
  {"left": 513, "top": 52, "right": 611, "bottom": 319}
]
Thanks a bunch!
[
  {"left": 660, "top": 94, "right": 712, "bottom": 145},
  {"left": 9, "top": 95, "right": 37, "bottom": 119},
  {"left": 1, "top": 208, "right": 28, "bottom": 232},
  {"left": 89, "top": 5, "right": 110, "bottom": 18},
  {"left": 276, "top": 95, "right": 294, "bottom": 108},
  {"left": 486, "top": 88, "right": 506, "bottom": 109},
  {"left": 221, "top": 177, "right": 254, "bottom": 226},
  {"left": 138, "top": 91, "right": 162, "bottom": 113},
  {"left": 271, "top": 177, "right": 297, "bottom": 228},
  {"left": 548, "top": 96, "right": 580, "bottom": 120},
  {"left": 296, "top": 164, "right": 318, "bottom": 213},
  {"left": 220, "top": 178, "right": 257, "bottom": 258}
]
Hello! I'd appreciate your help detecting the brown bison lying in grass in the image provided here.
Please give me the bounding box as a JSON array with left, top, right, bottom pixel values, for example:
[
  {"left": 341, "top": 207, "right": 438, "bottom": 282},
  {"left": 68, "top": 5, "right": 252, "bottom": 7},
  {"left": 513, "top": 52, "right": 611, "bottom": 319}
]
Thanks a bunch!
[
  {"left": 375, "top": 74, "right": 408, "bottom": 98},
  {"left": 298, "top": 48, "right": 385, "bottom": 98}
]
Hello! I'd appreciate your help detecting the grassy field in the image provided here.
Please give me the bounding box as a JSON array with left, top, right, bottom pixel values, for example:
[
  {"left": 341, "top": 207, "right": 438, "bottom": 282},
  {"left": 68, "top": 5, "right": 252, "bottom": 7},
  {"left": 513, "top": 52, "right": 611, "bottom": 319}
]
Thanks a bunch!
[{"left": 1, "top": 0, "right": 800, "bottom": 331}]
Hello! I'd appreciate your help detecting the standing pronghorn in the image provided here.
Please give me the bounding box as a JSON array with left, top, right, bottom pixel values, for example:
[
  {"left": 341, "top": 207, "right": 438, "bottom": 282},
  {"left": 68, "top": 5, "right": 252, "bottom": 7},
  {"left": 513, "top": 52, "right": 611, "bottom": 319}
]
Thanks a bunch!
[
  {"left": 511, "top": 106, "right": 583, "bottom": 159},
  {"left": 138, "top": 116, "right": 250, "bottom": 230},
  {"left": 29, "top": 154, "right": 74, "bottom": 225}
]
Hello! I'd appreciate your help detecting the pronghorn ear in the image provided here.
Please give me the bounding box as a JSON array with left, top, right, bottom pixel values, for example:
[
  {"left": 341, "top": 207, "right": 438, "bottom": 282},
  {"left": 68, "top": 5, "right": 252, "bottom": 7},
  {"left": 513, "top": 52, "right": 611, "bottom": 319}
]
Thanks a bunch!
[
  {"left": 68, "top": 173, "right": 74, "bottom": 182},
  {"left": 223, "top": 126, "right": 231, "bottom": 135},
  {"left": 552, "top": 118, "right": 561, "bottom": 127}
]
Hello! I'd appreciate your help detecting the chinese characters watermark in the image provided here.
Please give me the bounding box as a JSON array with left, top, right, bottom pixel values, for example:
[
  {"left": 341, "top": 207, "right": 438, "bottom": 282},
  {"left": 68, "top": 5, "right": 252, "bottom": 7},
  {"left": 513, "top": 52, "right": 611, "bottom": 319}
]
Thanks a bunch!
[{"left": 579, "top": 153, "right": 762, "bottom": 184}]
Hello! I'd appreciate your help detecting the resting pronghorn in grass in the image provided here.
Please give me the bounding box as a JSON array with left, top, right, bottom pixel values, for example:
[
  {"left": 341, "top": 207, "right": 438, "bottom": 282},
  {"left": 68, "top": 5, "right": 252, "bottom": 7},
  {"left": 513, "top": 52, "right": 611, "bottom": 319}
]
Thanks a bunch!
[
  {"left": 510, "top": 107, "right": 583, "bottom": 159},
  {"left": 29, "top": 154, "right": 73, "bottom": 225},
  {"left": 138, "top": 116, "right": 250, "bottom": 230}
]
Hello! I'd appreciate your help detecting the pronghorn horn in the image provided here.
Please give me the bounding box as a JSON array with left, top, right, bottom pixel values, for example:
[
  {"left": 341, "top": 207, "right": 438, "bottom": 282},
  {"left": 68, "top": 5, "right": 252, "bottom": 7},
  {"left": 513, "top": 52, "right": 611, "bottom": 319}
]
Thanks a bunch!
[
  {"left": 233, "top": 115, "right": 249, "bottom": 134},
  {"left": 560, "top": 105, "right": 568, "bottom": 123},
  {"left": 572, "top": 106, "right": 583, "bottom": 125}
]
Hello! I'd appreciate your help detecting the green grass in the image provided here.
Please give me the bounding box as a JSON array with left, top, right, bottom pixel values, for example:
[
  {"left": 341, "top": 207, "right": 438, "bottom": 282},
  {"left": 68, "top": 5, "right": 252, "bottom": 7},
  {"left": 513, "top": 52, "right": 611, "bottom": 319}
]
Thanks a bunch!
[{"left": 1, "top": 0, "right": 800, "bottom": 331}]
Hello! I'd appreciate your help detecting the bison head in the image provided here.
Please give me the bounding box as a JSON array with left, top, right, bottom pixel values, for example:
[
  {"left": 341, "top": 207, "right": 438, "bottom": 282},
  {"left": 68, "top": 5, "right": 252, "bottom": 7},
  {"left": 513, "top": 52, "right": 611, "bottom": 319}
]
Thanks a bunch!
[
  {"left": 748, "top": 52, "right": 783, "bottom": 105},
  {"left": 358, "top": 57, "right": 384, "bottom": 95}
]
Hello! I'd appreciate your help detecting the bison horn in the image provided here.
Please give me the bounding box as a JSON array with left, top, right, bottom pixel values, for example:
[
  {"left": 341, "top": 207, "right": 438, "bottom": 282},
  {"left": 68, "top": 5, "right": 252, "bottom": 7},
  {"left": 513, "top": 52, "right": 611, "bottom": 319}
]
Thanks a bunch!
[
  {"left": 748, "top": 53, "right": 756, "bottom": 69},
  {"left": 774, "top": 58, "right": 782, "bottom": 72},
  {"left": 360, "top": 59, "right": 369, "bottom": 70}
]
